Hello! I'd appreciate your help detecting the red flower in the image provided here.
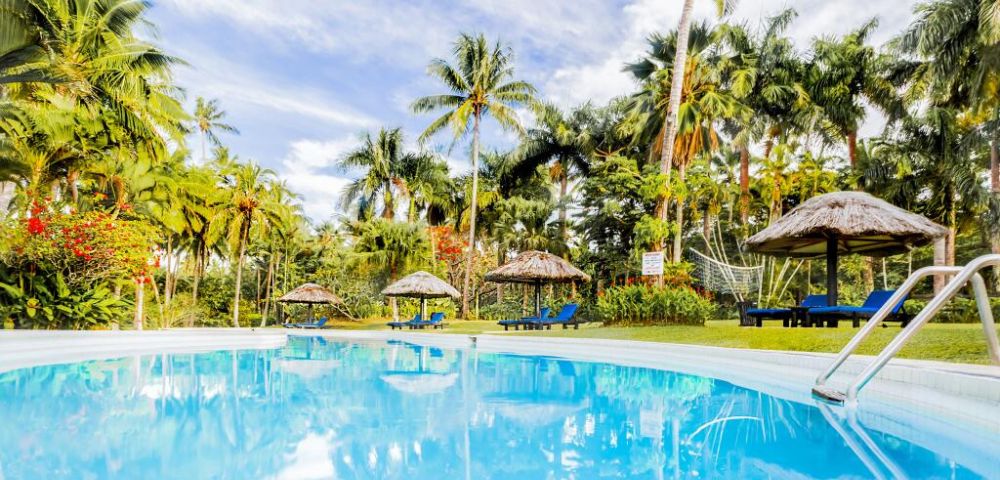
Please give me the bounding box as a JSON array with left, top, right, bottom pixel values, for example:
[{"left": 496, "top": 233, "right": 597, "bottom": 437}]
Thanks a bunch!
[{"left": 27, "top": 217, "right": 46, "bottom": 235}]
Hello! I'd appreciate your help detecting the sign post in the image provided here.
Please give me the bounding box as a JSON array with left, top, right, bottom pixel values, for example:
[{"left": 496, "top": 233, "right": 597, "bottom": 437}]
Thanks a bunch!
[{"left": 642, "top": 251, "right": 664, "bottom": 276}]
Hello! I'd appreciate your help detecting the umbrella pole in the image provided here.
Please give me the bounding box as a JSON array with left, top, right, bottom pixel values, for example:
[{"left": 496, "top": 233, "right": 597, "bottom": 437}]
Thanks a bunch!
[
  {"left": 309, "top": 304, "right": 314, "bottom": 322},
  {"left": 534, "top": 281, "right": 541, "bottom": 317},
  {"left": 827, "top": 237, "right": 838, "bottom": 306},
  {"left": 421, "top": 298, "right": 427, "bottom": 323}
]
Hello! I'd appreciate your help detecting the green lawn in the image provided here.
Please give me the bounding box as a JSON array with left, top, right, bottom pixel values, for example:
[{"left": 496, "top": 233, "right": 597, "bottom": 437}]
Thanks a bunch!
[{"left": 314, "top": 317, "right": 998, "bottom": 364}]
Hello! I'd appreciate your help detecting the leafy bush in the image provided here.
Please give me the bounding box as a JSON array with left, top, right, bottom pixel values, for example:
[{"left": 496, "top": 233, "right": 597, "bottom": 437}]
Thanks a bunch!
[
  {"left": 0, "top": 271, "right": 131, "bottom": 329},
  {"left": 905, "top": 296, "right": 1000, "bottom": 323},
  {"left": 596, "top": 284, "right": 715, "bottom": 326}
]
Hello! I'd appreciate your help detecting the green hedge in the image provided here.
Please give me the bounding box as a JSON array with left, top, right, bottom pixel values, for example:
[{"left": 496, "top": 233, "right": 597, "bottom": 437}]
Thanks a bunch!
[{"left": 596, "top": 285, "right": 715, "bottom": 326}]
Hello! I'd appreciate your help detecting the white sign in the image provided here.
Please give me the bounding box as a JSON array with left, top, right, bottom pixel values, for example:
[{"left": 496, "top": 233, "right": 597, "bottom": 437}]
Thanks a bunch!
[{"left": 641, "top": 252, "right": 664, "bottom": 276}]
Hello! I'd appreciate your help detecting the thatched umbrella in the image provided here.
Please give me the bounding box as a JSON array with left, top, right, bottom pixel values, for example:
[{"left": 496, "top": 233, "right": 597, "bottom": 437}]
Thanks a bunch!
[
  {"left": 381, "top": 271, "right": 460, "bottom": 322},
  {"left": 746, "top": 191, "right": 947, "bottom": 305},
  {"left": 484, "top": 250, "right": 591, "bottom": 317},
  {"left": 276, "top": 283, "right": 343, "bottom": 321}
]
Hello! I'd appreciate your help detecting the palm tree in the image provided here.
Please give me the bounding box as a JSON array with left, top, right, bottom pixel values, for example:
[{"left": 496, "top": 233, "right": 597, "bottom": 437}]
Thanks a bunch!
[
  {"left": 353, "top": 218, "right": 434, "bottom": 320},
  {"left": 810, "top": 19, "right": 902, "bottom": 170},
  {"left": 397, "top": 151, "right": 453, "bottom": 223},
  {"left": 220, "top": 161, "right": 283, "bottom": 327},
  {"left": 338, "top": 127, "right": 433, "bottom": 220},
  {"left": 194, "top": 97, "right": 239, "bottom": 162},
  {"left": 411, "top": 33, "right": 537, "bottom": 317},
  {"left": 866, "top": 107, "right": 992, "bottom": 268},
  {"left": 512, "top": 103, "right": 593, "bottom": 243},
  {"left": 0, "top": 0, "right": 56, "bottom": 85},
  {"left": 655, "top": 0, "right": 737, "bottom": 237},
  {"left": 175, "top": 162, "right": 227, "bottom": 319},
  {"left": 625, "top": 22, "right": 743, "bottom": 261},
  {"left": 717, "top": 9, "right": 808, "bottom": 222}
]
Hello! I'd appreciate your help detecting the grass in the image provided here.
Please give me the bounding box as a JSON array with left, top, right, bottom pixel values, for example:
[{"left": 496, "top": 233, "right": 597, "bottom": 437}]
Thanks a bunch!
[{"left": 308, "top": 317, "right": 998, "bottom": 364}]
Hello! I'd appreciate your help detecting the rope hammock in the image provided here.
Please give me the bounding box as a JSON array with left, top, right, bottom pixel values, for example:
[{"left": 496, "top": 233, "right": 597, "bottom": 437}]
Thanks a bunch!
[{"left": 690, "top": 248, "right": 763, "bottom": 302}]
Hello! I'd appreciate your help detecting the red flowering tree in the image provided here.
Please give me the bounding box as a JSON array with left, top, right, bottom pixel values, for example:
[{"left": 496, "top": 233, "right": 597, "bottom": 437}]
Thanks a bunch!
[
  {"left": 429, "top": 226, "right": 466, "bottom": 285},
  {"left": 5, "top": 204, "right": 158, "bottom": 286},
  {"left": 0, "top": 203, "right": 159, "bottom": 329}
]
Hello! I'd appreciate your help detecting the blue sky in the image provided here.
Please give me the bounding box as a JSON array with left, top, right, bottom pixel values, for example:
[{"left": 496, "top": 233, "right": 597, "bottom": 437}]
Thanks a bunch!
[{"left": 146, "top": 0, "right": 917, "bottom": 222}]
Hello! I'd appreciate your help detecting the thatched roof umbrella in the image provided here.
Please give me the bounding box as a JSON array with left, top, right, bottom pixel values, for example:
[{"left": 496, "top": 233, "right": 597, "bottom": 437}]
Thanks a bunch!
[
  {"left": 484, "top": 250, "right": 591, "bottom": 317},
  {"left": 277, "top": 283, "right": 343, "bottom": 321},
  {"left": 746, "top": 191, "right": 947, "bottom": 305},
  {"left": 381, "top": 271, "right": 460, "bottom": 322}
]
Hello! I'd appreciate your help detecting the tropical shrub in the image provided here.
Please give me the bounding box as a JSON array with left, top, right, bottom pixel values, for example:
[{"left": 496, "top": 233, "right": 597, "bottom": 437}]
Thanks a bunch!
[
  {"left": 0, "top": 271, "right": 130, "bottom": 329},
  {"left": 0, "top": 204, "right": 158, "bottom": 328},
  {"left": 596, "top": 284, "right": 715, "bottom": 326}
]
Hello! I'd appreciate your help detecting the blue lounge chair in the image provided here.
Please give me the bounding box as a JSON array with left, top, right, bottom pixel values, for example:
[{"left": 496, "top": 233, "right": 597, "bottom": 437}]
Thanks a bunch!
[
  {"left": 410, "top": 312, "right": 446, "bottom": 330},
  {"left": 530, "top": 304, "right": 581, "bottom": 330},
  {"left": 387, "top": 313, "right": 420, "bottom": 330},
  {"left": 296, "top": 317, "right": 328, "bottom": 329},
  {"left": 807, "top": 290, "right": 910, "bottom": 328},
  {"left": 499, "top": 307, "right": 550, "bottom": 331},
  {"left": 745, "top": 294, "right": 828, "bottom": 328}
]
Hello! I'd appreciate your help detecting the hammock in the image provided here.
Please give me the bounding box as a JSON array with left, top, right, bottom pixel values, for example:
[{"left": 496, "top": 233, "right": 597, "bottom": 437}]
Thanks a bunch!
[{"left": 690, "top": 248, "right": 763, "bottom": 302}]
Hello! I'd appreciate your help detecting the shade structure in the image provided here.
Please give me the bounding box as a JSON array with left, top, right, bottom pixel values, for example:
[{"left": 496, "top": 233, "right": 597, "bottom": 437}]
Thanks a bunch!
[
  {"left": 276, "top": 283, "right": 343, "bottom": 321},
  {"left": 484, "top": 250, "right": 591, "bottom": 317},
  {"left": 746, "top": 191, "right": 947, "bottom": 305},
  {"left": 381, "top": 271, "right": 460, "bottom": 322}
]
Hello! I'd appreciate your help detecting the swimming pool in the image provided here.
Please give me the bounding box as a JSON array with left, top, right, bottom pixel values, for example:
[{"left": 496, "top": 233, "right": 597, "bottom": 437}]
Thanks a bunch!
[{"left": 0, "top": 335, "right": 995, "bottom": 479}]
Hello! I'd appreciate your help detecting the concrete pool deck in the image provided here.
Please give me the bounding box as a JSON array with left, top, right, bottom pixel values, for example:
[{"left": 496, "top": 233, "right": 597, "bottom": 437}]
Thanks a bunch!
[{"left": 1, "top": 328, "right": 997, "bottom": 476}]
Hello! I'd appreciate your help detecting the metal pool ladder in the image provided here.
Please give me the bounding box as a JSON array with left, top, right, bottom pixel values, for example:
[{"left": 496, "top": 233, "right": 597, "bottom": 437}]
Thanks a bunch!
[{"left": 813, "top": 254, "right": 1000, "bottom": 405}]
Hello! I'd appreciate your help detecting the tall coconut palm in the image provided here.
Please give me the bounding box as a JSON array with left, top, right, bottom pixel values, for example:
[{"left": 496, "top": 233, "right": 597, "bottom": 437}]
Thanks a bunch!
[
  {"left": 811, "top": 19, "right": 903, "bottom": 171},
  {"left": 411, "top": 33, "right": 537, "bottom": 317},
  {"left": 194, "top": 97, "right": 239, "bottom": 162},
  {"left": 866, "top": 107, "right": 992, "bottom": 267},
  {"left": 717, "top": 9, "right": 808, "bottom": 222},
  {"left": 396, "top": 151, "right": 453, "bottom": 223},
  {"left": 625, "top": 22, "right": 743, "bottom": 261},
  {"left": 339, "top": 127, "right": 431, "bottom": 220},
  {"left": 890, "top": 0, "right": 1000, "bottom": 260},
  {"left": 655, "top": 0, "right": 737, "bottom": 239},
  {"left": 220, "top": 161, "right": 283, "bottom": 327},
  {"left": 512, "top": 103, "right": 593, "bottom": 243}
]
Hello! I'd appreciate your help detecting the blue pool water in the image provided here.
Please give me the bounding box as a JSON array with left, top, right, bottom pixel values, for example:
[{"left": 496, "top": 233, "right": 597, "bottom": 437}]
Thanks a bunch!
[{"left": 0, "top": 336, "right": 994, "bottom": 479}]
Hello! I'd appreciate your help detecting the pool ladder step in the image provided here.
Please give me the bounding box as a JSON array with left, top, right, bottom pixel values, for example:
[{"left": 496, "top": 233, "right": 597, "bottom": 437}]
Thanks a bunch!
[
  {"left": 813, "top": 254, "right": 1000, "bottom": 405},
  {"left": 811, "top": 386, "right": 846, "bottom": 404}
]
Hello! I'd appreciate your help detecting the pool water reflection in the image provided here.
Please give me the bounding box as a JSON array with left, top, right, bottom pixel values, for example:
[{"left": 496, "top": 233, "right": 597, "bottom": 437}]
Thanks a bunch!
[{"left": 0, "top": 336, "right": 991, "bottom": 479}]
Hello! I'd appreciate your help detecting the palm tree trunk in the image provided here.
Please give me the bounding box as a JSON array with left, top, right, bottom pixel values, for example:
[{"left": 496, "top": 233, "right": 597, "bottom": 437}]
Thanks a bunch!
[
  {"left": 702, "top": 205, "right": 711, "bottom": 247},
  {"left": 559, "top": 173, "right": 569, "bottom": 242},
  {"left": 461, "top": 114, "right": 481, "bottom": 319},
  {"left": 260, "top": 250, "right": 276, "bottom": 328},
  {"left": 383, "top": 186, "right": 395, "bottom": 219},
  {"left": 134, "top": 279, "right": 145, "bottom": 331},
  {"left": 164, "top": 238, "right": 174, "bottom": 307},
  {"left": 847, "top": 130, "right": 858, "bottom": 170},
  {"left": 739, "top": 146, "right": 750, "bottom": 223},
  {"left": 656, "top": 0, "right": 694, "bottom": 252},
  {"left": 232, "top": 232, "right": 247, "bottom": 328},
  {"left": 201, "top": 130, "right": 207, "bottom": 162},
  {"left": 672, "top": 162, "right": 687, "bottom": 263}
]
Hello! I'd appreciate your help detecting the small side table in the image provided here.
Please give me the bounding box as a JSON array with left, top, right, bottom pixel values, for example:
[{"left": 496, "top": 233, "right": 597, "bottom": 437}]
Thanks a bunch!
[{"left": 789, "top": 307, "right": 811, "bottom": 328}]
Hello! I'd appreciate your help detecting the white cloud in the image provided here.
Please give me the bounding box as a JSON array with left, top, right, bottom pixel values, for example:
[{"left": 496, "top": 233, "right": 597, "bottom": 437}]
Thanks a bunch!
[
  {"left": 278, "top": 137, "right": 358, "bottom": 223},
  {"left": 173, "top": 47, "right": 375, "bottom": 129}
]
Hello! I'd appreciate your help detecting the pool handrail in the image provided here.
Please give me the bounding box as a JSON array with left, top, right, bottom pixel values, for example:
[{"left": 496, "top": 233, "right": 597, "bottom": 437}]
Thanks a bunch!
[{"left": 814, "top": 254, "right": 1000, "bottom": 405}]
